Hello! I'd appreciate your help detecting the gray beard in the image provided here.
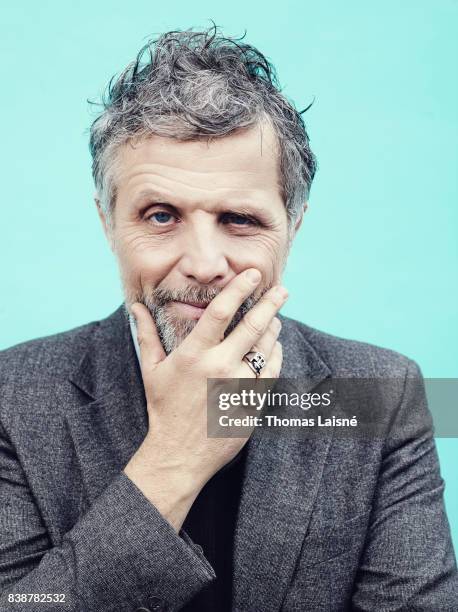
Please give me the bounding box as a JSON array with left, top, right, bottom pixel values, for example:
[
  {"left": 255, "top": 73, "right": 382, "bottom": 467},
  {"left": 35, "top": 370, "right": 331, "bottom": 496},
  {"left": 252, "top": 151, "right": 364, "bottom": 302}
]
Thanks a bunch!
[{"left": 132, "top": 284, "right": 269, "bottom": 355}]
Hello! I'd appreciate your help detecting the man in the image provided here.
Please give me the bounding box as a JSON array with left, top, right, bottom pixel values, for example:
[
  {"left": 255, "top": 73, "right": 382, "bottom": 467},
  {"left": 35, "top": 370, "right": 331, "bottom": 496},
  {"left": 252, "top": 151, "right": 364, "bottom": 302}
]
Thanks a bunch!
[{"left": 0, "top": 26, "right": 456, "bottom": 612}]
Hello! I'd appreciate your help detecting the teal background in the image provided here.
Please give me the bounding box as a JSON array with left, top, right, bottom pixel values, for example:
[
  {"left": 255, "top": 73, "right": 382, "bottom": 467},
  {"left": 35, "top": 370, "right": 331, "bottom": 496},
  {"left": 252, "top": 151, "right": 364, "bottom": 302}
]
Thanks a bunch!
[{"left": 1, "top": 1, "right": 457, "bottom": 547}]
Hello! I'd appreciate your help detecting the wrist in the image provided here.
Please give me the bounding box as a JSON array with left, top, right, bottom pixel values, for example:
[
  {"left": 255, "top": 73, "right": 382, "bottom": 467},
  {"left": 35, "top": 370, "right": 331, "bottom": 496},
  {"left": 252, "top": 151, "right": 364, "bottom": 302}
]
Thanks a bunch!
[{"left": 123, "top": 441, "right": 203, "bottom": 532}]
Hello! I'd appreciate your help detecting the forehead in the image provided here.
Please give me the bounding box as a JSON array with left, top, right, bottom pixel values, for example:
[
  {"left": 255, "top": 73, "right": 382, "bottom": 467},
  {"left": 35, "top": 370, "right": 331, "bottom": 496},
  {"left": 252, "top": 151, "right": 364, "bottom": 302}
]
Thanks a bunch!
[{"left": 113, "top": 120, "right": 283, "bottom": 205}]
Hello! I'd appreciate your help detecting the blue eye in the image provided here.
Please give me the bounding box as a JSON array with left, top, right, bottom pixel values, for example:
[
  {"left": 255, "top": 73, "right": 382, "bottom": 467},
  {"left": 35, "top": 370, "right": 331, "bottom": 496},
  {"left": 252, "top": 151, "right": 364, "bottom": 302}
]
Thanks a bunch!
[
  {"left": 150, "top": 211, "right": 173, "bottom": 224},
  {"left": 222, "top": 213, "right": 256, "bottom": 226}
]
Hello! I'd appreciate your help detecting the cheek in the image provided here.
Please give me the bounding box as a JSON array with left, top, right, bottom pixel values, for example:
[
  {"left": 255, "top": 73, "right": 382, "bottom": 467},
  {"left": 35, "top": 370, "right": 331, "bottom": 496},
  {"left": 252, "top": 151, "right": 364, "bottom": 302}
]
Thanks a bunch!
[
  {"left": 226, "top": 231, "right": 287, "bottom": 284},
  {"left": 112, "top": 224, "right": 178, "bottom": 288}
]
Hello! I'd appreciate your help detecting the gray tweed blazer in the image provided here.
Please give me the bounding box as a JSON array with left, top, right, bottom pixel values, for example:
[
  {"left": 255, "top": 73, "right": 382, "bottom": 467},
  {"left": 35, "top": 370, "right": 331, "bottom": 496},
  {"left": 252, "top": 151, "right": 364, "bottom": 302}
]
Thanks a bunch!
[{"left": 0, "top": 306, "right": 456, "bottom": 611}]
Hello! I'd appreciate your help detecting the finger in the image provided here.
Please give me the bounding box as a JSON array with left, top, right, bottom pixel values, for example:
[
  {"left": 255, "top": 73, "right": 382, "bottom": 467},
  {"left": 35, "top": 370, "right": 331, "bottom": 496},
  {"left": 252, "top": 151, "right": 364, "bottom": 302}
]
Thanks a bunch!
[
  {"left": 130, "top": 302, "right": 166, "bottom": 371},
  {"left": 250, "top": 316, "right": 281, "bottom": 358},
  {"left": 223, "top": 285, "right": 288, "bottom": 358},
  {"left": 238, "top": 317, "right": 281, "bottom": 376},
  {"left": 259, "top": 341, "right": 283, "bottom": 378},
  {"left": 183, "top": 268, "right": 262, "bottom": 350}
]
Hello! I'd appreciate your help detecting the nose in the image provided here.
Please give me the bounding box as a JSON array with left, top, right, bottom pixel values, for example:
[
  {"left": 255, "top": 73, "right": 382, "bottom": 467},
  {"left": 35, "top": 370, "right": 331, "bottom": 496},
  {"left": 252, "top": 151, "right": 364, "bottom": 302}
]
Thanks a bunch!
[{"left": 177, "top": 218, "right": 230, "bottom": 285}]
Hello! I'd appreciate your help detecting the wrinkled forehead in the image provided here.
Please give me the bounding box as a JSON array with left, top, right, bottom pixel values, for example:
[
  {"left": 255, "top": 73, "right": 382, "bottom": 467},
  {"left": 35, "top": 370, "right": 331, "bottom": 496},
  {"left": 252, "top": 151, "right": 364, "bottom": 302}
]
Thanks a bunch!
[{"left": 112, "top": 120, "right": 283, "bottom": 201}]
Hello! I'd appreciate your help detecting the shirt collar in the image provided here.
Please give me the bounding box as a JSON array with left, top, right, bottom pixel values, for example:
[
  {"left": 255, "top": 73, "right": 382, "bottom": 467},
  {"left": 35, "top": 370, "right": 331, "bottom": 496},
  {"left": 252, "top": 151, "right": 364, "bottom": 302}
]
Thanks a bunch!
[{"left": 128, "top": 312, "right": 141, "bottom": 364}]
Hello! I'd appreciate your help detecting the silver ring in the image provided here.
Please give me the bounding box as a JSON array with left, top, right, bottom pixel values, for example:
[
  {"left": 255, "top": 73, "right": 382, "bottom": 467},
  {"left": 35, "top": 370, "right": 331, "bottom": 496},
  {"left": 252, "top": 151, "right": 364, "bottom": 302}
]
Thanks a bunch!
[{"left": 243, "top": 351, "right": 266, "bottom": 377}]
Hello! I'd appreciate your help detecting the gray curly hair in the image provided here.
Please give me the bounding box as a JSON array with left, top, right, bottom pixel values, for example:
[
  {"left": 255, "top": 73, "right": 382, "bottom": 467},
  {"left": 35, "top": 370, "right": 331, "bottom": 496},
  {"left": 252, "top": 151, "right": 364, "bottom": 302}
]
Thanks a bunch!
[{"left": 88, "top": 25, "right": 317, "bottom": 225}]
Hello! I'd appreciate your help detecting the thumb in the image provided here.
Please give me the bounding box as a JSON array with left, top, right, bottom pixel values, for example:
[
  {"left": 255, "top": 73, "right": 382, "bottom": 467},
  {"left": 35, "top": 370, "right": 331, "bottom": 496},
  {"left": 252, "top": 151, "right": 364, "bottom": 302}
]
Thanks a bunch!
[{"left": 130, "top": 302, "right": 166, "bottom": 372}]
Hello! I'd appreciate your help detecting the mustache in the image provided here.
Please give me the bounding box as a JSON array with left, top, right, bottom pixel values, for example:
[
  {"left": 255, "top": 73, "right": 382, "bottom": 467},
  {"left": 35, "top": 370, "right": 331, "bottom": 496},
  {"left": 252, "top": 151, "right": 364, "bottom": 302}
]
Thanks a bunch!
[
  {"left": 137, "top": 283, "right": 271, "bottom": 321},
  {"left": 145, "top": 285, "right": 222, "bottom": 307}
]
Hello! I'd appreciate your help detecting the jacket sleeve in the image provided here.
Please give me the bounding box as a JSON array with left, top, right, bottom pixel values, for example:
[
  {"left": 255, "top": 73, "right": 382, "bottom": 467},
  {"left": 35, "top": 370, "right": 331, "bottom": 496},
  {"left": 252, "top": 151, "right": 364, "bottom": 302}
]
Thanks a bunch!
[
  {"left": 0, "top": 422, "right": 215, "bottom": 612},
  {"left": 351, "top": 359, "right": 458, "bottom": 610}
]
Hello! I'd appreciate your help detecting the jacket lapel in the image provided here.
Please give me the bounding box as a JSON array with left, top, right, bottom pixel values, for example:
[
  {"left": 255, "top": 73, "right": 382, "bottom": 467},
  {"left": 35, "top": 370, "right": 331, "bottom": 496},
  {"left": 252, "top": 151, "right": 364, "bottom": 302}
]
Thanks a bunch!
[
  {"left": 232, "top": 316, "right": 333, "bottom": 612},
  {"left": 67, "top": 306, "right": 148, "bottom": 509}
]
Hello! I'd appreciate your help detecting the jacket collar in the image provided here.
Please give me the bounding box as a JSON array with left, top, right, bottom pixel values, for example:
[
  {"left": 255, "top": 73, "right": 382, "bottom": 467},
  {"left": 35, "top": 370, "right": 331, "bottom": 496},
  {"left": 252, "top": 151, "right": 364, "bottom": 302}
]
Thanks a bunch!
[
  {"left": 70, "top": 305, "right": 139, "bottom": 401},
  {"left": 69, "top": 305, "right": 332, "bottom": 611}
]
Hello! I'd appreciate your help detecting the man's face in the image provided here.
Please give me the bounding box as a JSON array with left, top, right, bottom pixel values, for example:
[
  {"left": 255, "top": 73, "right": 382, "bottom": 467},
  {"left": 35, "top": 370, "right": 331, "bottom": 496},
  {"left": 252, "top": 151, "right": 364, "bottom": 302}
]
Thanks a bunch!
[{"left": 99, "top": 122, "right": 298, "bottom": 353}]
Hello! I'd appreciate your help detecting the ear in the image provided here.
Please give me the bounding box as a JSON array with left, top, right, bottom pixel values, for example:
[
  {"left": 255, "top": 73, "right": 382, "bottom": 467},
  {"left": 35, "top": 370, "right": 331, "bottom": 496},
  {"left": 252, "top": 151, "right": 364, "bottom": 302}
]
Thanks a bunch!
[
  {"left": 293, "top": 201, "right": 308, "bottom": 236},
  {"left": 94, "top": 194, "right": 115, "bottom": 252}
]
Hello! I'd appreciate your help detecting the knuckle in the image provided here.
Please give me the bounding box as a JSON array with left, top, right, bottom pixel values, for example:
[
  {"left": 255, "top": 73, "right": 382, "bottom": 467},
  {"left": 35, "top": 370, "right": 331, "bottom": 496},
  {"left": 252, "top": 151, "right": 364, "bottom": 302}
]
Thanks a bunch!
[
  {"left": 208, "top": 303, "right": 229, "bottom": 323},
  {"left": 269, "top": 293, "right": 283, "bottom": 308},
  {"left": 265, "top": 318, "right": 281, "bottom": 337},
  {"left": 213, "top": 363, "right": 232, "bottom": 378},
  {"left": 243, "top": 315, "right": 265, "bottom": 337},
  {"left": 267, "top": 288, "right": 285, "bottom": 308},
  {"left": 206, "top": 353, "right": 232, "bottom": 377}
]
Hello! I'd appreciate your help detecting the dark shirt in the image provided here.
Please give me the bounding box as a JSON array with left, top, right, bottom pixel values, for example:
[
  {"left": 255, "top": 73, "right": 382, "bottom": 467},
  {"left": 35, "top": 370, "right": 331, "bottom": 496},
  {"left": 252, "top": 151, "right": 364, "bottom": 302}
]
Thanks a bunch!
[{"left": 180, "top": 445, "right": 248, "bottom": 611}]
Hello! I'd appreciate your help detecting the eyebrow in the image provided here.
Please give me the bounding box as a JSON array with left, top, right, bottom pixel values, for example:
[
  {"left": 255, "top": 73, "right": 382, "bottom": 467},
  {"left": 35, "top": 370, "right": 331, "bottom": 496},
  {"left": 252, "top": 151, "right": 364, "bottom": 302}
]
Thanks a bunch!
[
  {"left": 133, "top": 189, "right": 171, "bottom": 205},
  {"left": 132, "top": 188, "right": 269, "bottom": 214}
]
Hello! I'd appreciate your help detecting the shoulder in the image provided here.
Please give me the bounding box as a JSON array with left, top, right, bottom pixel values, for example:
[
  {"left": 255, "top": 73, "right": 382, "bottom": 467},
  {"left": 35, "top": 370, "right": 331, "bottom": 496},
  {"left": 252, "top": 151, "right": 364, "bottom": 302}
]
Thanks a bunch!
[
  {"left": 0, "top": 318, "right": 100, "bottom": 397},
  {"left": 281, "top": 315, "right": 421, "bottom": 378},
  {"left": 0, "top": 307, "right": 128, "bottom": 430}
]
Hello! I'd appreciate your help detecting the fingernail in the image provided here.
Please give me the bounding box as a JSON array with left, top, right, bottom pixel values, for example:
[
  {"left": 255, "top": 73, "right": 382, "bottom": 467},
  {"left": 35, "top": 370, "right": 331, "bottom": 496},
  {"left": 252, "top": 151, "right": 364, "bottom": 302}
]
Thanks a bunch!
[{"left": 246, "top": 269, "right": 261, "bottom": 284}]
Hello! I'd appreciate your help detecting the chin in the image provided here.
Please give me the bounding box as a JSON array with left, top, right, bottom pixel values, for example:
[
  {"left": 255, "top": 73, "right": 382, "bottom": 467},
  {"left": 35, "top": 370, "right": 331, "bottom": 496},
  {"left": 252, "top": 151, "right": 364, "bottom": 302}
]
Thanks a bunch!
[{"left": 155, "top": 313, "right": 198, "bottom": 355}]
